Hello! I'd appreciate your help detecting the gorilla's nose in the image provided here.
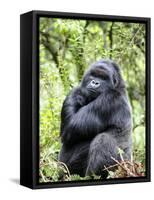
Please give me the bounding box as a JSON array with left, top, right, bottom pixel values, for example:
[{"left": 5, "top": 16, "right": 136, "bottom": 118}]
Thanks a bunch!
[{"left": 91, "top": 80, "right": 100, "bottom": 88}]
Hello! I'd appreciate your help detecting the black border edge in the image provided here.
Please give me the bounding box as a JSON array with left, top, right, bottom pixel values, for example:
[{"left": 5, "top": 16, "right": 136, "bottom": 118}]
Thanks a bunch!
[
  {"left": 32, "top": 11, "right": 39, "bottom": 189},
  {"left": 20, "top": 11, "right": 33, "bottom": 188},
  {"left": 20, "top": 10, "right": 151, "bottom": 189},
  {"left": 25, "top": 10, "right": 150, "bottom": 22},
  {"left": 145, "top": 18, "right": 151, "bottom": 182}
]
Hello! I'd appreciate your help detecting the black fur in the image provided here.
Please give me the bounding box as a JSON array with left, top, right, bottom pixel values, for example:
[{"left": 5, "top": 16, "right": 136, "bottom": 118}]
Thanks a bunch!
[{"left": 59, "top": 59, "right": 132, "bottom": 178}]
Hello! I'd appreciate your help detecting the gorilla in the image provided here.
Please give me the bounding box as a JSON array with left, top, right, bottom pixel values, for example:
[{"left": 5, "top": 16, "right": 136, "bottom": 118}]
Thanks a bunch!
[{"left": 59, "top": 59, "right": 132, "bottom": 178}]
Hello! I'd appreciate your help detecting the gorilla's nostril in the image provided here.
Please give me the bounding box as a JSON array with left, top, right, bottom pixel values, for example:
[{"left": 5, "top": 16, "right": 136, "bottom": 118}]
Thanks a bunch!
[{"left": 90, "top": 80, "right": 100, "bottom": 88}]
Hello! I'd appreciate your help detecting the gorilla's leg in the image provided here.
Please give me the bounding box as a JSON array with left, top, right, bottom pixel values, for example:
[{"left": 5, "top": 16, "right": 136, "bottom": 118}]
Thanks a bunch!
[
  {"left": 59, "top": 141, "right": 90, "bottom": 177},
  {"left": 86, "top": 133, "right": 120, "bottom": 178}
]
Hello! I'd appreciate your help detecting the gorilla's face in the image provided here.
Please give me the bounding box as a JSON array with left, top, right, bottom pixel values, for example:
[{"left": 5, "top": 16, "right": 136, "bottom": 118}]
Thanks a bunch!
[{"left": 81, "top": 60, "right": 124, "bottom": 99}]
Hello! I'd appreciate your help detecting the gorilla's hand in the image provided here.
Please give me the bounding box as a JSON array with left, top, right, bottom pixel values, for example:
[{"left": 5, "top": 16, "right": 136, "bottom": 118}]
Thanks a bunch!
[
  {"left": 76, "top": 94, "right": 87, "bottom": 106},
  {"left": 73, "top": 87, "right": 98, "bottom": 110},
  {"left": 79, "top": 87, "right": 100, "bottom": 105}
]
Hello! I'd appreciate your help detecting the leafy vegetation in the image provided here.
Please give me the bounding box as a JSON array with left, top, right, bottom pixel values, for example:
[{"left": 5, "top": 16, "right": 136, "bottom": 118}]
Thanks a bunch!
[{"left": 39, "top": 17, "right": 146, "bottom": 183}]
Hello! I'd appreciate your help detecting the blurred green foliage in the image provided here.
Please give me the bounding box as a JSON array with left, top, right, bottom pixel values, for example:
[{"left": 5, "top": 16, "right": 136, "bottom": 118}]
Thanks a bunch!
[{"left": 39, "top": 17, "right": 146, "bottom": 182}]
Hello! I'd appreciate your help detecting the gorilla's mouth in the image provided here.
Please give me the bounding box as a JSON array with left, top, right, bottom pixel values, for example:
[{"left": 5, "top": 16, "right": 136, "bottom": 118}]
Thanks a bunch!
[
  {"left": 88, "top": 88, "right": 100, "bottom": 96},
  {"left": 88, "top": 88, "right": 97, "bottom": 93}
]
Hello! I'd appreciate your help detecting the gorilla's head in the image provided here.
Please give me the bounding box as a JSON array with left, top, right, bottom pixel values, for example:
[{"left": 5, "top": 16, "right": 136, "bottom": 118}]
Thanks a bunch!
[{"left": 81, "top": 59, "right": 125, "bottom": 99}]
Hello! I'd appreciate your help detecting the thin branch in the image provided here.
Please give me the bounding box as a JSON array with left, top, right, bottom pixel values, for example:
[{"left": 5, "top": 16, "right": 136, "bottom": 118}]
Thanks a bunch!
[
  {"left": 109, "top": 22, "right": 114, "bottom": 58},
  {"left": 40, "top": 31, "right": 59, "bottom": 66},
  {"left": 116, "top": 24, "right": 144, "bottom": 63},
  {"left": 129, "top": 25, "right": 144, "bottom": 47},
  {"left": 40, "top": 170, "right": 47, "bottom": 182},
  {"left": 103, "top": 163, "right": 119, "bottom": 171},
  {"left": 47, "top": 154, "right": 71, "bottom": 178},
  {"left": 58, "top": 161, "right": 71, "bottom": 178},
  {"left": 111, "top": 157, "right": 136, "bottom": 177}
]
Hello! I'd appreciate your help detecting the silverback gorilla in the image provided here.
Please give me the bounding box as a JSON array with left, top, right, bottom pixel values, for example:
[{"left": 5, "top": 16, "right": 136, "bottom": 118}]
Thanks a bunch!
[{"left": 59, "top": 59, "right": 132, "bottom": 178}]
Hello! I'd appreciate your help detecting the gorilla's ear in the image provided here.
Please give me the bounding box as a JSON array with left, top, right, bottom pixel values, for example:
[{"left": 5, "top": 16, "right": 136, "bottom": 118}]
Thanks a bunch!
[
  {"left": 112, "top": 73, "right": 120, "bottom": 88},
  {"left": 111, "top": 62, "right": 125, "bottom": 89}
]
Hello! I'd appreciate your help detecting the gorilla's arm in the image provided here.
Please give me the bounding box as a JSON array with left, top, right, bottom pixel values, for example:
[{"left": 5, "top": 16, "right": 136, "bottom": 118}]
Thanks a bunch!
[
  {"left": 61, "top": 86, "right": 131, "bottom": 146},
  {"left": 60, "top": 88, "right": 110, "bottom": 145}
]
